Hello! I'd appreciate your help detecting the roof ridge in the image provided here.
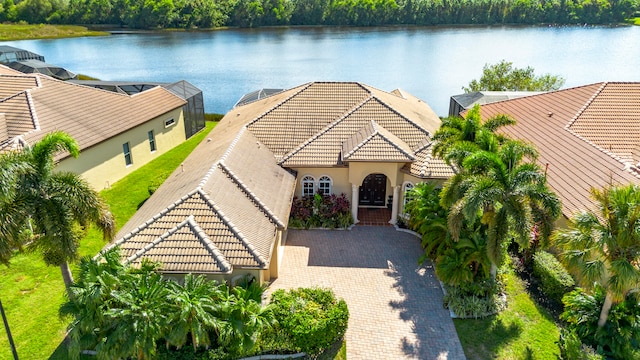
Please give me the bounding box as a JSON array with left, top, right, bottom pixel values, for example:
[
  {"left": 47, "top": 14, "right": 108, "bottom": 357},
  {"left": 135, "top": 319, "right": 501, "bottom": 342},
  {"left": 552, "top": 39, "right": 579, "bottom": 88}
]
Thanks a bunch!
[
  {"left": 375, "top": 125, "right": 416, "bottom": 161},
  {"left": 217, "top": 161, "right": 284, "bottom": 228},
  {"left": 197, "top": 189, "right": 268, "bottom": 267},
  {"left": 565, "top": 82, "right": 608, "bottom": 129},
  {"left": 24, "top": 90, "right": 41, "bottom": 132},
  {"left": 219, "top": 126, "right": 246, "bottom": 163},
  {"left": 125, "top": 215, "right": 194, "bottom": 265},
  {"left": 107, "top": 189, "right": 201, "bottom": 251},
  {"left": 185, "top": 216, "right": 233, "bottom": 273},
  {"left": 343, "top": 120, "right": 377, "bottom": 159},
  {"left": 278, "top": 95, "right": 374, "bottom": 164},
  {"left": 246, "top": 82, "right": 313, "bottom": 127},
  {"left": 369, "top": 94, "right": 432, "bottom": 137}
]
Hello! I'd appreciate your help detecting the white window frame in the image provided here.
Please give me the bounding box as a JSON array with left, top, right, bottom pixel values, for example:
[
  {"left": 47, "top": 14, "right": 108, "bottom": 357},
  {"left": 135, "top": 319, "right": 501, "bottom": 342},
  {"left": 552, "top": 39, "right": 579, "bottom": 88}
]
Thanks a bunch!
[
  {"left": 123, "top": 142, "right": 133, "bottom": 166},
  {"left": 164, "top": 118, "right": 176, "bottom": 128},
  {"left": 301, "top": 175, "right": 315, "bottom": 197},
  {"left": 318, "top": 175, "right": 332, "bottom": 195},
  {"left": 148, "top": 130, "right": 156, "bottom": 152},
  {"left": 402, "top": 181, "right": 415, "bottom": 215}
]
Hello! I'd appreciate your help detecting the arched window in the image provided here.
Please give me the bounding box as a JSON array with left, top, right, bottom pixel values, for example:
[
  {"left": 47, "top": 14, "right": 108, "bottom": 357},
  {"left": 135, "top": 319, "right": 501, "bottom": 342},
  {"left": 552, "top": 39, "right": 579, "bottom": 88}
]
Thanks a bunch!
[
  {"left": 302, "top": 175, "right": 315, "bottom": 197},
  {"left": 403, "top": 182, "right": 415, "bottom": 211},
  {"left": 318, "top": 176, "right": 332, "bottom": 195}
]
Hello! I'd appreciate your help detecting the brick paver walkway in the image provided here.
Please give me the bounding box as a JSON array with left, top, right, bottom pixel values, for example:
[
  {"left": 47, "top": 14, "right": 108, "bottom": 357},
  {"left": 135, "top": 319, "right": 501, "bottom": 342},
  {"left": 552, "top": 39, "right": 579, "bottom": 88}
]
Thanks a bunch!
[{"left": 267, "top": 226, "right": 466, "bottom": 360}]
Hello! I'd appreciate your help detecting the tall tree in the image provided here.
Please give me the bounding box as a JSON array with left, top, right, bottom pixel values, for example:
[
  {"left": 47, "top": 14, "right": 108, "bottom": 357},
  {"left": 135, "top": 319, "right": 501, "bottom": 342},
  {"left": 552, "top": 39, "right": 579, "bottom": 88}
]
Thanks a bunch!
[
  {"left": 441, "top": 140, "right": 561, "bottom": 278},
  {"left": 463, "top": 60, "right": 565, "bottom": 92},
  {"left": 432, "top": 104, "right": 515, "bottom": 168},
  {"left": 553, "top": 184, "right": 640, "bottom": 328},
  {"left": 1, "top": 131, "right": 115, "bottom": 295}
]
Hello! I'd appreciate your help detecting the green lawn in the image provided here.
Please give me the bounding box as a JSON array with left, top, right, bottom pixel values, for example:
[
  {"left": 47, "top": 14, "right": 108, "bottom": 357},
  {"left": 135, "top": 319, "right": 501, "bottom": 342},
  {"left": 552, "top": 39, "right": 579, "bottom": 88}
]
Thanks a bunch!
[
  {"left": 0, "top": 121, "right": 217, "bottom": 360},
  {"left": 454, "top": 267, "right": 561, "bottom": 359},
  {"left": 0, "top": 24, "right": 108, "bottom": 40}
]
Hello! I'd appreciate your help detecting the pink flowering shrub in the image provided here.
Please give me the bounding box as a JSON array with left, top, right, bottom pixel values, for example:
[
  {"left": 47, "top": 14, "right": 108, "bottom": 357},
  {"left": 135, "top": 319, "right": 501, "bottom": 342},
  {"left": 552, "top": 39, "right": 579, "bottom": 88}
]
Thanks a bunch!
[{"left": 289, "top": 193, "right": 352, "bottom": 229}]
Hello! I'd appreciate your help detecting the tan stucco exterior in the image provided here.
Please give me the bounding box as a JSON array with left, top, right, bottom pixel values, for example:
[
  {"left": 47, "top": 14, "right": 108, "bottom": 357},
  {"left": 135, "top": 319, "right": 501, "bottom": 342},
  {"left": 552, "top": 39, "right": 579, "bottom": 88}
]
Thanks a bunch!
[
  {"left": 292, "top": 167, "right": 350, "bottom": 197},
  {"left": 56, "top": 108, "right": 185, "bottom": 190}
]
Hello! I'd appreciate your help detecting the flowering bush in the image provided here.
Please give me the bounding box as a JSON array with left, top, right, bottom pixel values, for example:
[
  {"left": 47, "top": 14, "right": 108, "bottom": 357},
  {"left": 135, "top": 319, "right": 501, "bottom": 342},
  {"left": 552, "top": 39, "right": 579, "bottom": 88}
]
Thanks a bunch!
[{"left": 289, "top": 193, "right": 352, "bottom": 229}]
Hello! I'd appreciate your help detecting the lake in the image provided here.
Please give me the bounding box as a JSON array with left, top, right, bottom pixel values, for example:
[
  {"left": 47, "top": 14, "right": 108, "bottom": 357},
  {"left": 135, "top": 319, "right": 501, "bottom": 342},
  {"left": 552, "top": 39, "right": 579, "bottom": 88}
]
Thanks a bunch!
[{"left": 6, "top": 25, "right": 640, "bottom": 116}]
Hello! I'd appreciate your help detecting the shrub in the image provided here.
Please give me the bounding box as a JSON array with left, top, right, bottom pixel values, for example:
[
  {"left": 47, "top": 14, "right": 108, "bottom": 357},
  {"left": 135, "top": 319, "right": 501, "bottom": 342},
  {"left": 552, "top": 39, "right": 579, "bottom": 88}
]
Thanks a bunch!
[
  {"left": 557, "top": 328, "right": 604, "bottom": 360},
  {"left": 268, "top": 288, "right": 349, "bottom": 355},
  {"left": 533, "top": 251, "right": 575, "bottom": 303},
  {"left": 443, "top": 278, "right": 506, "bottom": 318},
  {"left": 561, "top": 287, "right": 640, "bottom": 359},
  {"left": 288, "top": 193, "right": 352, "bottom": 229}
]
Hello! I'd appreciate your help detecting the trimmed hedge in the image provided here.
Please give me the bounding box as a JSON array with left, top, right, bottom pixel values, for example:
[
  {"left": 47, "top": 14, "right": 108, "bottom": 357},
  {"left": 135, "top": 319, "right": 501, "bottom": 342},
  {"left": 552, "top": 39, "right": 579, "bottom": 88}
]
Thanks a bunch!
[
  {"left": 533, "top": 251, "right": 575, "bottom": 303},
  {"left": 268, "top": 288, "right": 349, "bottom": 356}
]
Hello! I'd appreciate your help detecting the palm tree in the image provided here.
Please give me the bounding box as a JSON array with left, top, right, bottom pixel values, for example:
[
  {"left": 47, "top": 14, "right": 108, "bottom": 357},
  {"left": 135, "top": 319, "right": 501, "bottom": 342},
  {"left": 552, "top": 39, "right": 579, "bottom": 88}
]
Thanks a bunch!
[
  {"left": 217, "top": 285, "right": 275, "bottom": 356},
  {"left": 166, "top": 274, "right": 224, "bottom": 351},
  {"left": 100, "top": 261, "right": 169, "bottom": 360},
  {"left": 0, "top": 150, "right": 33, "bottom": 264},
  {"left": 441, "top": 140, "right": 561, "bottom": 278},
  {"left": 553, "top": 184, "right": 640, "bottom": 328},
  {"left": 60, "top": 248, "right": 126, "bottom": 359},
  {"left": 432, "top": 104, "right": 515, "bottom": 168},
  {"left": 5, "top": 131, "right": 115, "bottom": 295}
]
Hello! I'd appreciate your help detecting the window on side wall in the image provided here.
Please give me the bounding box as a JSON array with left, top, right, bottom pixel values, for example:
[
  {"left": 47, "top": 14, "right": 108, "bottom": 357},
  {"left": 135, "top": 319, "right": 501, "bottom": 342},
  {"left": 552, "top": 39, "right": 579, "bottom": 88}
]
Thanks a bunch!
[
  {"left": 403, "top": 182, "right": 415, "bottom": 211},
  {"left": 123, "top": 142, "right": 133, "bottom": 166},
  {"left": 318, "top": 176, "right": 332, "bottom": 195},
  {"left": 302, "top": 175, "right": 315, "bottom": 197},
  {"left": 148, "top": 130, "right": 156, "bottom": 152}
]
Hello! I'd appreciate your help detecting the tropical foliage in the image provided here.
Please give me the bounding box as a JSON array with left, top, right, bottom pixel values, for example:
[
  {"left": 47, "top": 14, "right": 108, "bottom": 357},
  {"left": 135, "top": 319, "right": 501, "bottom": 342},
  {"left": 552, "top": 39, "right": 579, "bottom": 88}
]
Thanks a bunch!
[
  {"left": 561, "top": 287, "right": 640, "bottom": 359},
  {"left": 463, "top": 60, "right": 566, "bottom": 92},
  {"left": 0, "top": 131, "right": 115, "bottom": 296},
  {"left": 289, "top": 193, "right": 352, "bottom": 229},
  {"left": 60, "top": 248, "right": 274, "bottom": 359},
  {"left": 266, "top": 287, "right": 349, "bottom": 355},
  {"left": 2, "top": 0, "right": 637, "bottom": 29},
  {"left": 553, "top": 184, "right": 640, "bottom": 328}
]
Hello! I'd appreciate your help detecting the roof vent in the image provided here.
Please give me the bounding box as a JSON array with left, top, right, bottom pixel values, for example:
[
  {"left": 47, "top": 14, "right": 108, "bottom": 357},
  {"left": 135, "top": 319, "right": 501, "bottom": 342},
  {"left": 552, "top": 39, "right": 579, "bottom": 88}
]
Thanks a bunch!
[{"left": 547, "top": 112, "right": 553, "bottom": 117}]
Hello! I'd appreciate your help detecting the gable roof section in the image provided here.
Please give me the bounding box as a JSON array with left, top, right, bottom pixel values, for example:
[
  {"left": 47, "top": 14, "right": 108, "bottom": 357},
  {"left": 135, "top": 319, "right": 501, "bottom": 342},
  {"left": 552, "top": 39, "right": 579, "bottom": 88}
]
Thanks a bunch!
[
  {"left": 342, "top": 120, "right": 415, "bottom": 162},
  {"left": 111, "top": 119, "right": 296, "bottom": 274},
  {"left": 566, "top": 83, "right": 640, "bottom": 165},
  {"left": 246, "top": 82, "right": 372, "bottom": 157},
  {"left": 403, "top": 139, "right": 456, "bottom": 179},
  {"left": 0, "top": 74, "right": 39, "bottom": 99},
  {"left": 0, "top": 73, "right": 186, "bottom": 155},
  {"left": 278, "top": 96, "right": 433, "bottom": 167},
  {"left": 476, "top": 82, "right": 640, "bottom": 218}
]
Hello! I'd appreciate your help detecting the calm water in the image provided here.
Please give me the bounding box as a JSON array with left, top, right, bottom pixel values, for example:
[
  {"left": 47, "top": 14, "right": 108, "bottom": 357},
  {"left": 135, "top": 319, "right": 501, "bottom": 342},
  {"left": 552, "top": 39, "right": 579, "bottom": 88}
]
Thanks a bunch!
[{"left": 7, "top": 26, "right": 640, "bottom": 116}]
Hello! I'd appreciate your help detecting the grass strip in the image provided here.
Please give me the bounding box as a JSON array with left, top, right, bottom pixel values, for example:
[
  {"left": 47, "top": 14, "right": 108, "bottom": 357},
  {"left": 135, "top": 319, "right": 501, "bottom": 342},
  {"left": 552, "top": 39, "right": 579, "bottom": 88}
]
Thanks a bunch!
[
  {"left": 454, "top": 267, "right": 560, "bottom": 359},
  {"left": 0, "top": 24, "right": 108, "bottom": 40},
  {"left": 0, "top": 121, "right": 216, "bottom": 360}
]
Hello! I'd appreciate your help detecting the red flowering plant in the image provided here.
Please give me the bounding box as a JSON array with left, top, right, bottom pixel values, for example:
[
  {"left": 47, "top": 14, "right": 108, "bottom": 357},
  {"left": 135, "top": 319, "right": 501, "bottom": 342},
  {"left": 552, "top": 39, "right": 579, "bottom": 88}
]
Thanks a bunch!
[{"left": 288, "top": 193, "right": 352, "bottom": 229}]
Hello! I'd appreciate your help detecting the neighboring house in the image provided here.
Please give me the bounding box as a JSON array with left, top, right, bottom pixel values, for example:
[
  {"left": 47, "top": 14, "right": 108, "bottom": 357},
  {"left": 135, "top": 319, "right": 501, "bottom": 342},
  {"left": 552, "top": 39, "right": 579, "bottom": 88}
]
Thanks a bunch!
[
  {"left": 0, "top": 45, "right": 76, "bottom": 80},
  {"left": 110, "top": 82, "right": 454, "bottom": 282},
  {"left": 0, "top": 65, "right": 196, "bottom": 190},
  {"left": 449, "top": 90, "right": 543, "bottom": 117},
  {"left": 474, "top": 82, "right": 640, "bottom": 222}
]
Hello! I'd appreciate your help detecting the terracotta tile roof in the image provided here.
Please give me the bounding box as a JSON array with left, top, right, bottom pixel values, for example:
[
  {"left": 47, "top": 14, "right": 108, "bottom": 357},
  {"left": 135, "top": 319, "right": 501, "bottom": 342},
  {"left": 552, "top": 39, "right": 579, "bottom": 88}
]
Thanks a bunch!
[
  {"left": 566, "top": 83, "right": 640, "bottom": 164},
  {"left": 0, "top": 74, "right": 39, "bottom": 99},
  {"left": 475, "top": 82, "right": 640, "bottom": 218},
  {"left": 0, "top": 73, "right": 186, "bottom": 155},
  {"left": 277, "top": 96, "right": 436, "bottom": 168},
  {"left": 342, "top": 120, "right": 415, "bottom": 162},
  {"left": 403, "top": 139, "right": 456, "bottom": 179},
  {"left": 111, "top": 121, "right": 296, "bottom": 274}
]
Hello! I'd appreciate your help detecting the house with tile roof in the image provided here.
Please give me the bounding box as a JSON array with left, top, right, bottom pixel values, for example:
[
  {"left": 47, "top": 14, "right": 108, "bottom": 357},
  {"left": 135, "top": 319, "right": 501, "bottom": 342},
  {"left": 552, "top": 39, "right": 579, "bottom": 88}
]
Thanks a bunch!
[
  {"left": 0, "top": 65, "right": 200, "bottom": 190},
  {"left": 473, "top": 82, "right": 640, "bottom": 221},
  {"left": 109, "top": 82, "right": 454, "bottom": 283}
]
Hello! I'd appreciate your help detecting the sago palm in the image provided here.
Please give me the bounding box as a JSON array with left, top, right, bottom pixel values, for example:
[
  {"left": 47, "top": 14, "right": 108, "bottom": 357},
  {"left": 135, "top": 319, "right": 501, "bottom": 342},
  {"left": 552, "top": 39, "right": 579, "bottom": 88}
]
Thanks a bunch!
[
  {"left": 442, "top": 140, "right": 561, "bottom": 278},
  {"left": 553, "top": 184, "right": 640, "bottom": 328}
]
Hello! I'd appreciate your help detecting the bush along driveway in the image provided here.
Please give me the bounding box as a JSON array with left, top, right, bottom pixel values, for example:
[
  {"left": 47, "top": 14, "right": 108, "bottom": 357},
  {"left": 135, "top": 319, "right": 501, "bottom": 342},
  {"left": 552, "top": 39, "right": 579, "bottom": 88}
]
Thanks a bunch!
[{"left": 266, "top": 226, "right": 466, "bottom": 360}]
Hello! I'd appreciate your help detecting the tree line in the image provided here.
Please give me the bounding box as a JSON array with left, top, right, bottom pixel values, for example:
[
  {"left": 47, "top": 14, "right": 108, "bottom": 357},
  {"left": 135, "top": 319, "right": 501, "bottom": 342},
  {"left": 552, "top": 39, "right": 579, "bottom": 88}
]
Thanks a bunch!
[{"left": 1, "top": 0, "right": 637, "bottom": 29}]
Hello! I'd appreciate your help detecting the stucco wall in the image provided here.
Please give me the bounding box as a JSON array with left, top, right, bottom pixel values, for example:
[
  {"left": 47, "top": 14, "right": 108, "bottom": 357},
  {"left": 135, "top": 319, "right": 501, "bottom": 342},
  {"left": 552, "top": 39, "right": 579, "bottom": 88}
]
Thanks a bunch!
[
  {"left": 292, "top": 167, "right": 350, "bottom": 197},
  {"left": 56, "top": 107, "right": 185, "bottom": 190}
]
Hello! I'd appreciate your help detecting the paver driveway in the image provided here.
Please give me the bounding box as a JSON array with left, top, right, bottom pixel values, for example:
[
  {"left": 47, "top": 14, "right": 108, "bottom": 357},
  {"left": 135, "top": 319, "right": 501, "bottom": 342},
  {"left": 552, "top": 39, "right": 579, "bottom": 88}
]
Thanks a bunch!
[{"left": 266, "top": 226, "right": 466, "bottom": 360}]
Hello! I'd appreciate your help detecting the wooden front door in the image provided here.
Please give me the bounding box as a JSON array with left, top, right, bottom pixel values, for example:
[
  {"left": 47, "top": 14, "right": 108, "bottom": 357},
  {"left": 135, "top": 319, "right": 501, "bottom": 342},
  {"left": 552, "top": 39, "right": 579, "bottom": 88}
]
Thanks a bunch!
[{"left": 359, "top": 174, "right": 387, "bottom": 206}]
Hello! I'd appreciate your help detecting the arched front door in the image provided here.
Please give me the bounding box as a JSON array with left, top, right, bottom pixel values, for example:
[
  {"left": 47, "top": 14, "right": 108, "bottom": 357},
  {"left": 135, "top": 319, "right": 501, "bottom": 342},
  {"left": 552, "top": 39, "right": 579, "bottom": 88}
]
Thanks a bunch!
[{"left": 359, "top": 173, "right": 387, "bottom": 206}]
